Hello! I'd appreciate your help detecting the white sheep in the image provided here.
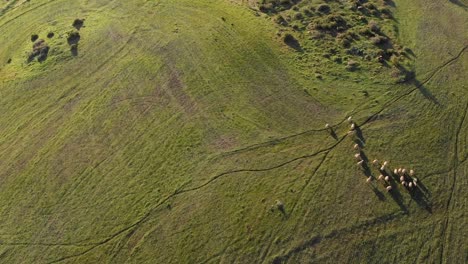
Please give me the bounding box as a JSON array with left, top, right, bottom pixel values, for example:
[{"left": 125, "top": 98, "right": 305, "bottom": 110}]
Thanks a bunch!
[
  {"left": 347, "top": 116, "right": 353, "bottom": 123},
  {"left": 325, "top": 123, "right": 330, "bottom": 129},
  {"left": 412, "top": 180, "right": 418, "bottom": 186},
  {"left": 383, "top": 161, "right": 389, "bottom": 166},
  {"left": 409, "top": 169, "right": 415, "bottom": 176},
  {"left": 357, "top": 160, "right": 364, "bottom": 166},
  {"left": 400, "top": 176, "right": 405, "bottom": 182},
  {"left": 372, "top": 159, "right": 379, "bottom": 165},
  {"left": 385, "top": 176, "right": 390, "bottom": 182},
  {"left": 350, "top": 123, "right": 356, "bottom": 130},
  {"left": 366, "top": 177, "right": 372, "bottom": 183},
  {"left": 378, "top": 174, "right": 384, "bottom": 181},
  {"left": 397, "top": 168, "right": 402, "bottom": 174},
  {"left": 402, "top": 169, "right": 407, "bottom": 175},
  {"left": 386, "top": 186, "right": 392, "bottom": 191},
  {"left": 380, "top": 165, "right": 386, "bottom": 171},
  {"left": 354, "top": 153, "right": 362, "bottom": 160},
  {"left": 393, "top": 168, "right": 398, "bottom": 175},
  {"left": 408, "top": 182, "right": 413, "bottom": 188},
  {"left": 353, "top": 144, "right": 360, "bottom": 150}
]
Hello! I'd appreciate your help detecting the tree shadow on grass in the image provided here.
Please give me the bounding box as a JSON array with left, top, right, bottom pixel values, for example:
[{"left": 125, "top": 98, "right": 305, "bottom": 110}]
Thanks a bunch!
[
  {"left": 449, "top": 0, "right": 468, "bottom": 9},
  {"left": 411, "top": 78, "right": 440, "bottom": 105}
]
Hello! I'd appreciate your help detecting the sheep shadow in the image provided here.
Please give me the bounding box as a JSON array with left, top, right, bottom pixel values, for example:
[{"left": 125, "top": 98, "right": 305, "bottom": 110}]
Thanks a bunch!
[
  {"left": 359, "top": 150, "right": 369, "bottom": 162},
  {"left": 388, "top": 182, "right": 408, "bottom": 213},
  {"left": 416, "top": 180, "right": 430, "bottom": 196},
  {"left": 354, "top": 126, "right": 366, "bottom": 144},
  {"left": 370, "top": 186, "right": 386, "bottom": 201},
  {"left": 359, "top": 162, "right": 373, "bottom": 177},
  {"left": 409, "top": 187, "right": 432, "bottom": 213},
  {"left": 328, "top": 129, "right": 338, "bottom": 140}
]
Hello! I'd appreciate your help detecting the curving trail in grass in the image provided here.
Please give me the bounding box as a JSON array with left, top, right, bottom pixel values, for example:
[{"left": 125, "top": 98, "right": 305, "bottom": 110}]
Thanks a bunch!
[{"left": 0, "top": 0, "right": 466, "bottom": 263}]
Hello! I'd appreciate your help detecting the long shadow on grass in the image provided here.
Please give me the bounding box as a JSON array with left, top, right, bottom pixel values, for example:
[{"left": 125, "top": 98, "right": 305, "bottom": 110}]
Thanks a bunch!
[
  {"left": 410, "top": 186, "right": 432, "bottom": 213},
  {"left": 449, "top": 0, "right": 468, "bottom": 9},
  {"left": 411, "top": 78, "right": 439, "bottom": 105},
  {"left": 388, "top": 182, "right": 408, "bottom": 213},
  {"left": 370, "top": 186, "right": 386, "bottom": 201}
]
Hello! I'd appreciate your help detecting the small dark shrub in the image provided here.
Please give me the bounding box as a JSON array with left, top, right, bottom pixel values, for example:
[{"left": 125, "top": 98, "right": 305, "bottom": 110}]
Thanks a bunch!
[
  {"left": 7, "top": 58, "right": 12, "bottom": 64},
  {"left": 363, "top": 3, "right": 376, "bottom": 10},
  {"left": 359, "top": 28, "right": 374, "bottom": 37},
  {"left": 283, "top": 33, "right": 301, "bottom": 50},
  {"left": 339, "top": 38, "right": 351, "bottom": 48},
  {"left": 31, "top": 34, "right": 39, "bottom": 42},
  {"left": 72, "top": 18, "right": 85, "bottom": 30},
  {"left": 302, "top": 7, "right": 313, "bottom": 16},
  {"left": 67, "top": 31, "right": 80, "bottom": 45},
  {"left": 390, "top": 55, "right": 400, "bottom": 66},
  {"left": 313, "top": 14, "right": 347, "bottom": 31},
  {"left": 317, "top": 4, "right": 331, "bottom": 13},
  {"left": 293, "top": 12, "right": 303, "bottom": 20},
  {"left": 346, "top": 60, "right": 359, "bottom": 71},
  {"left": 370, "top": 35, "right": 388, "bottom": 45},
  {"left": 274, "top": 15, "right": 288, "bottom": 26},
  {"left": 47, "top": 32, "right": 55, "bottom": 38},
  {"left": 28, "top": 39, "right": 49, "bottom": 62},
  {"left": 333, "top": 56, "right": 342, "bottom": 63},
  {"left": 368, "top": 20, "right": 380, "bottom": 32},
  {"left": 259, "top": 3, "right": 275, "bottom": 13}
]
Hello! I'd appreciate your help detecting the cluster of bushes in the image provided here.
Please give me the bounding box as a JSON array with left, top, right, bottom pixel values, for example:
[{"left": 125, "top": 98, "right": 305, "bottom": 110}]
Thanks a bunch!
[
  {"left": 259, "top": 0, "right": 412, "bottom": 79},
  {"left": 258, "top": 0, "right": 300, "bottom": 13},
  {"left": 67, "top": 30, "right": 80, "bottom": 55},
  {"left": 28, "top": 39, "right": 49, "bottom": 62},
  {"left": 311, "top": 14, "right": 348, "bottom": 32}
]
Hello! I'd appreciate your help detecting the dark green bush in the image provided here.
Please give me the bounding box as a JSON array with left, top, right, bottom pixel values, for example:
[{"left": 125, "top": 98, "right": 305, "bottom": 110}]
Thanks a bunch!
[{"left": 317, "top": 4, "right": 331, "bottom": 13}]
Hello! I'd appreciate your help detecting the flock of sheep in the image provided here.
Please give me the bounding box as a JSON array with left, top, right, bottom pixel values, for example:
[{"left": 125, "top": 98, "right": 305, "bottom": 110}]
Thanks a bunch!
[{"left": 326, "top": 117, "right": 419, "bottom": 193}]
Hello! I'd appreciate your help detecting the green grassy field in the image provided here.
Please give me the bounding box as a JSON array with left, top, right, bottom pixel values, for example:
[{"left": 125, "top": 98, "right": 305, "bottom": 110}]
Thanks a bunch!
[{"left": 0, "top": 0, "right": 466, "bottom": 263}]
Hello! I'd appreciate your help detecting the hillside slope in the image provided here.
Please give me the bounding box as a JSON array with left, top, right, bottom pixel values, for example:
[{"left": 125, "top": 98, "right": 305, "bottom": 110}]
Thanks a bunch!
[{"left": 0, "top": 0, "right": 466, "bottom": 263}]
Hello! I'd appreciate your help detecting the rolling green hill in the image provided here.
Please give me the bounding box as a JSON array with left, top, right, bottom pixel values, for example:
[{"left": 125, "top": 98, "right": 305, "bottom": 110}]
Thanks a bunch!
[{"left": 0, "top": 0, "right": 466, "bottom": 263}]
